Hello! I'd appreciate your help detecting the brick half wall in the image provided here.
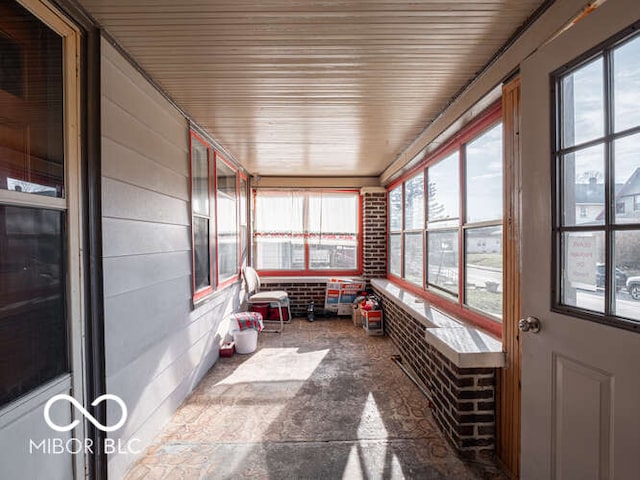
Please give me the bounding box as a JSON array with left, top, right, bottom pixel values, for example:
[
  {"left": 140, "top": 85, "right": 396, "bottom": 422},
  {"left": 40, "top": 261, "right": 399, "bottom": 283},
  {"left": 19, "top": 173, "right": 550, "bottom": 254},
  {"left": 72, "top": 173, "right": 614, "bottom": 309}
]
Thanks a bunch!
[
  {"left": 373, "top": 285, "right": 497, "bottom": 462},
  {"left": 259, "top": 282, "right": 327, "bottom": 317}
]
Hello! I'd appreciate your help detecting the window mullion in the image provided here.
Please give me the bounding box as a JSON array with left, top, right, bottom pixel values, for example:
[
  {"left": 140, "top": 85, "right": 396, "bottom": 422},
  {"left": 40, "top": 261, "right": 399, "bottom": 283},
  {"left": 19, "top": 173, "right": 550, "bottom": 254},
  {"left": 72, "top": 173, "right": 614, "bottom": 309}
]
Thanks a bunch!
[
  {"left": 303, "top": 193, "right": 310, "bottom": 271},
  {"left": 210, "top": 148, "right": 217, "bottom": 289},
  {"left": 401, "top": 182, "right": 406, "bottom": 279},
  {"left": 604, "top": 48, "right": 615, "bottom": 316},
  {"left": 459, "top": 147, "right": 466, "bottom": 306},
  {"left": 424, "top": 167, "right": 429, "bottom": 290}
]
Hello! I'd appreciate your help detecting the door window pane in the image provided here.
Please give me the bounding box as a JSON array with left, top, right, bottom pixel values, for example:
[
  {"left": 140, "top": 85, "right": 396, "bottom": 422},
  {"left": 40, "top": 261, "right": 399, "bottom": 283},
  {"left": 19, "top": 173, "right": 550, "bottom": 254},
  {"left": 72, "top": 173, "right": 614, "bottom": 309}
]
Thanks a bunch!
[
  {"left": 0, "top": 206, "right": 67, "bottom": 407},
  {"left": 562, "top": 144, "right": 605, "bottom": 226},
  {"left": 465, "top": 226, "right": 503, "bottom": 319},
  {"left": 0, "top": 1, "right": 64, "bottom": 197},
  {"left": 427, "top": 230, "right": 458, "bottom": 296},
  {"left": 389, "top": 186, "right": 402, "bottom": 232},
  {"left": 466, "top": 124, "right": 503, "bottom": 223},
  {"left": 614, "top": 133, "right": 640, "bottom": 224},
  {"left": 613, "top": 35, "right": 640, "bottom": 133},
  {"left": 404, "top": 172, "right": 424, "bottom": 230},
  {"left": 191, "top": 141, "right": 209, "bottom": 215},
  {"left": 561, "top": 231, "right": 605, "bottom": 313},
  {"left": 614, "top": 230, "right": 640, "bottom": 320},
  {"left": 428, "top": 151, "right": 459, "bottom": 225},
  {"left": 193, "top": 216, "right": 210, "bottom": 291},
  {"left": 216, "top": 158, "right": 238, "bottom": 280},
  {"left": 389, "top": 233, "right": 401, "bottom": 277},
  {"left": 561, "top": 57, "right": 604, "bottom": 148},
  {"left": 404, "top": 232, "right": 423, "bottom": 285}
]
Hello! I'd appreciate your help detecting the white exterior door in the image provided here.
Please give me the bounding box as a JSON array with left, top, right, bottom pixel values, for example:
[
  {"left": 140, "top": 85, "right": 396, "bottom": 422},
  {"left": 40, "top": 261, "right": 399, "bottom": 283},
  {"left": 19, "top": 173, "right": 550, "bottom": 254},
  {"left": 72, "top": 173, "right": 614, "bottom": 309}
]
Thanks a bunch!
[{"left": 520, "top": 1, "right": 640, "bottom": 479}]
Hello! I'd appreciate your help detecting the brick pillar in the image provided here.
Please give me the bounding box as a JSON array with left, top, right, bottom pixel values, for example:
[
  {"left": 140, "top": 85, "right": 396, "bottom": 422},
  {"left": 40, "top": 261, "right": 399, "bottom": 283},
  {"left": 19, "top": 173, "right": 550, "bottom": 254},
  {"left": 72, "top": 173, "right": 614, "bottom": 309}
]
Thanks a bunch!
[{"left": 361, "top": 187, "right": 387, "bottom": 282}]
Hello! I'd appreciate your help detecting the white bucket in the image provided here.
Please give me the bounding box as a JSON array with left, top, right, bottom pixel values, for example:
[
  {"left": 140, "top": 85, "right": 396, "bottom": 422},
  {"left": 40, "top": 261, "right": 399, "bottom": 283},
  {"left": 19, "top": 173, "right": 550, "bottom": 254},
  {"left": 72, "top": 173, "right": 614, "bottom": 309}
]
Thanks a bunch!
[{"left": 233, "top": 329, "right": 258, "bottom": 354}]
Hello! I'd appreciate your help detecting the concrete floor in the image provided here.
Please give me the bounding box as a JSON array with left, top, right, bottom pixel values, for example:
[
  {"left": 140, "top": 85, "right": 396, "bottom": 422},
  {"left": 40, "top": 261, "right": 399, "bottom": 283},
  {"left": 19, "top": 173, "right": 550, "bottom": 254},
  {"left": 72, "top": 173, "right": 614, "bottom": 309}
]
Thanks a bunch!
[{"left": 125, "top": 318, "right": 506, "bottom": 480}]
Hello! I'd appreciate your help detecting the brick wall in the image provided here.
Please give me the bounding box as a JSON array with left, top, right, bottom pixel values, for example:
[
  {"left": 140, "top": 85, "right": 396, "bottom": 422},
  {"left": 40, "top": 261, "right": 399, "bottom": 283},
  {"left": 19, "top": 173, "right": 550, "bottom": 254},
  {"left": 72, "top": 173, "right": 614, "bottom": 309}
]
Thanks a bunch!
[
  {"left": 362, "top": 189, "right": 387, "bottom": 281},
  {"left": 260, "top": 188, "right": 388, "bottom": 316},
  {"left": 259, "top": 282, "right": 327, "bottom": 317},
  {"left": 373, "top": 285, "right": 497, "bottom": 462}
]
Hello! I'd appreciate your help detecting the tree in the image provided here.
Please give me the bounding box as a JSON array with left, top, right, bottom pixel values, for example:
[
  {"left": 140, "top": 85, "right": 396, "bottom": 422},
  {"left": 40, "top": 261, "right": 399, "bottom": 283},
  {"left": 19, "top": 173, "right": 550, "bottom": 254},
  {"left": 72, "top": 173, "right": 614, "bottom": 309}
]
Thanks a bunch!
[
  {"left": 577, "top": 170, "right": 603, "bottom": 184},
  {"left": 427, "top": 181, "right": 445, "bottom": 220}
]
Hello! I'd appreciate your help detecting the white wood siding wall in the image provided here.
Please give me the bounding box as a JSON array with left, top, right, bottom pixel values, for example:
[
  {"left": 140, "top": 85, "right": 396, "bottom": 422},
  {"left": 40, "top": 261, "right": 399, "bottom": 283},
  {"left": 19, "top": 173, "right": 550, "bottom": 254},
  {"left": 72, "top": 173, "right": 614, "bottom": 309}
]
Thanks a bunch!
[{"left": 100, "top": 38, "right": 241, "bottom": 478}]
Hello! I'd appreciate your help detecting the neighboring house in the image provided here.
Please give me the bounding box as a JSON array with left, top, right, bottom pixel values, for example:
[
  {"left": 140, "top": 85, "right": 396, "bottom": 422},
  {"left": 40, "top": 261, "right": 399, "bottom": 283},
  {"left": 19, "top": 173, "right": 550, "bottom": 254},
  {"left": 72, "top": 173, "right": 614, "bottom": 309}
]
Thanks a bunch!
[
  {"left": 574, "top": 178, "right": 605, "bottom": 225},
  {"left": 593, "top": 168, "right": 640, "bottom": 223},
  {"left": 466, "top": 226, "right": 502, "bottom": 254},
  {"left": 614, "top": 168, "right": 640, "bottom": 221}
]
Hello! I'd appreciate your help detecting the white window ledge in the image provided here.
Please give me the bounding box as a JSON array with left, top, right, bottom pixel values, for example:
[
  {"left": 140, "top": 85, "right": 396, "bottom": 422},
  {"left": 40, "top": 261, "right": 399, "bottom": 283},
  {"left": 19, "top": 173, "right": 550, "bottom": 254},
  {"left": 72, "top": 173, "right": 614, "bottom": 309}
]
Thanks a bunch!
[
  {"left": 261, "top": 276, "right": 363, "bottom": 284},
  {"left": 370, "top": 279, "right": 505, "bottom": 369}
]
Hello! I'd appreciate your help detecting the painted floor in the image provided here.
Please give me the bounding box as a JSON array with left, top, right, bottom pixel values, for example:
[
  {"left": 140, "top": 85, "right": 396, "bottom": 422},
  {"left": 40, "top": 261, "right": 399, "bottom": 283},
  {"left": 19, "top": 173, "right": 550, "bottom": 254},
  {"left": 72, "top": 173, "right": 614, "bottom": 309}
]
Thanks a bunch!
[{"left": 125, "top": 317, "right": 506, "bottom": 480}]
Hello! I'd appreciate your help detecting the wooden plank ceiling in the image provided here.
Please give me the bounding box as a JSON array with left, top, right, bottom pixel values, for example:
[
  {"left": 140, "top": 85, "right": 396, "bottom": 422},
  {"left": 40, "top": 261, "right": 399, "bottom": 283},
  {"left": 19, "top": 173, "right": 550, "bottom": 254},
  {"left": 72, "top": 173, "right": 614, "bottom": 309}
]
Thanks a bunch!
[{"left": 79, "top": 0, "right": 546, "bottom": 177}]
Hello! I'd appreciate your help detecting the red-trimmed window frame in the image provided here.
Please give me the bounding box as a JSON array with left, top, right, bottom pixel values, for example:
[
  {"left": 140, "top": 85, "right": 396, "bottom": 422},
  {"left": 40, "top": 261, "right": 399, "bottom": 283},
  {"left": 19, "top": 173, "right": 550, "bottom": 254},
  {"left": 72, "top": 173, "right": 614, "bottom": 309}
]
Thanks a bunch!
[
  {"left": 253, "top": 189, "right": 363, "bottom": 277},
  {"left": 190, "top": 130, "right": 245, "bottom": 301},
  {"left": 214, "top": 151, "right": 241, "bottom": 289},
  {"left": 190, "top": 131, "right": 215, "bottom": 301},
  {"left": 238, "top": 171, "right": 249, "bottom": 269},
  {"left": 386, "top": 102, "right": 503, "bottom": 337}
]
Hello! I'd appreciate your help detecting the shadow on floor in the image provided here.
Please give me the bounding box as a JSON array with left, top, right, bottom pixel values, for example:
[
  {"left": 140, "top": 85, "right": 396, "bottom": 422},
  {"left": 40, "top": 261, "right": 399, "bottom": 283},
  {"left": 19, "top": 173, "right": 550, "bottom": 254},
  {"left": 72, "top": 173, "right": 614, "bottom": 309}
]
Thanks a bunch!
[{"left": 125, "top": 318, "right": 506, "bottom": 480}]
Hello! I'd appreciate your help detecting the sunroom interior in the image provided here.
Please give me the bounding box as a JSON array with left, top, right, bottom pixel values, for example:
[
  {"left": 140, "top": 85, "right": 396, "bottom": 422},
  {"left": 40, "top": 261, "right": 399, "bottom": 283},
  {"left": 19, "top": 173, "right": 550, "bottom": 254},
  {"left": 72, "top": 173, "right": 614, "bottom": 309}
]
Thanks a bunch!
[{"left": 1, "top": 0, "right": 640, "bottom": 479}]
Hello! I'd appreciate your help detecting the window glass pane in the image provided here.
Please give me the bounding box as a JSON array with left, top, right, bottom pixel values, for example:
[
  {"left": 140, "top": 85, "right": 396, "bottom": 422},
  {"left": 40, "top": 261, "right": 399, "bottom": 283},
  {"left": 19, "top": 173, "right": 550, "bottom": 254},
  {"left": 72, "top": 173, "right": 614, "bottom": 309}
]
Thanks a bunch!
[
  {"left": 308, "top": 192, "right": 358, "bottom": 271},
  {"left": 0, "top": 206, "right": 67, "bottom": 407},
  {"left": 254, "top": 191, "right": 304, "bottom": 270},
  {"left": 561, "top": 231, "right": 605, "bottom": 313},
  {"left": 193, "top": 216, "right": 210, "bottom": 291},
  {"left": 389, "top": 186, "right": 402, "bottom": 232},
  {"left": 309, "top": 241, "right": 357, "bottom": 270},
  {"left": 389, "top": 233, "right": 401, "bottom": 277},
  {"left": 562, "top": 57, "right": 604, "bottom": 148},
  {"left": 255, "top": 238, "right": 305, "bottom": 270},
  {"left": 191, "top": 141, "right": 209, "bottom": 216},
  {"left": 308, "top": 193, "right": 358, "bottom": 233},
  {"left": 255, "top": 193, "right": 304, "bottom": 233},
  {"left": 615, "top": 230, "right": 640, "bottom": 320},
  {"left": 404, "top": 232, "right": 423, "bottom": 285},
  {"left": 562, "top": 144, "right": 605, "bottom": 226},
  {"left": 216, "top": 158, "right": 238, "bottom": 280},
  {"left": 465, "top": 124, "right": 503, "bottom": 223},
  {"left": 0, "top": 2, "right": 64, "bottom": 198},
  {"left": 614, "top": 35, "right": 640, "bottom": 133},
  {"left": 240, "top": 178, "right": 248, "bottom": 266},
  {"left": 465, "top": 226, "right": 503, "bottom": 319},
  {"left": 239, "top": 178, "right": 247, "bottom": 226},
  {"left": 427, "top": 229, "right": 458, "bottom": 295},
  {"left": 428, "top": 151, "right": 459, "bottom": 224},
  {"left": 404, "top": 173, "right": 424, "bottom": 230},
  {"left": 614, "top": 133, "right": 640, "bottom": 224}
]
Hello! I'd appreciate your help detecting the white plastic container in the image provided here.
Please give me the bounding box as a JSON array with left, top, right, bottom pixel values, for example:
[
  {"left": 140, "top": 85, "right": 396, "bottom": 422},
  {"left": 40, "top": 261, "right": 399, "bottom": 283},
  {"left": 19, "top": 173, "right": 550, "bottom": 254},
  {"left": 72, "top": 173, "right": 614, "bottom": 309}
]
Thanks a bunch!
[{"left": 233, "top": 329, "right": 258, "bottom": 354}]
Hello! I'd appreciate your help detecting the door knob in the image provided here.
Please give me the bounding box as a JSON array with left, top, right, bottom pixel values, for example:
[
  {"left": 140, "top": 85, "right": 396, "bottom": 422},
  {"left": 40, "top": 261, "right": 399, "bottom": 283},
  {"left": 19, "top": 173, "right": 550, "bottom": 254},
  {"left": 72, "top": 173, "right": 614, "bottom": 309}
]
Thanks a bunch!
[{"left": 519, "top": 316, "right": 541, "bottom": 333}]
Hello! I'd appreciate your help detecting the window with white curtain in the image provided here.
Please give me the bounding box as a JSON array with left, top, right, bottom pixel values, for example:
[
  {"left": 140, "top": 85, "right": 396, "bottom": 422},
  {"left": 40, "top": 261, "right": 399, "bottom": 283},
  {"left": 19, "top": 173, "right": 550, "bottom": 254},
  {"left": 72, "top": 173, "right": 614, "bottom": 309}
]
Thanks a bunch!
[{"left": 253, "top": 190, "right": 361, "bottom": 273}]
